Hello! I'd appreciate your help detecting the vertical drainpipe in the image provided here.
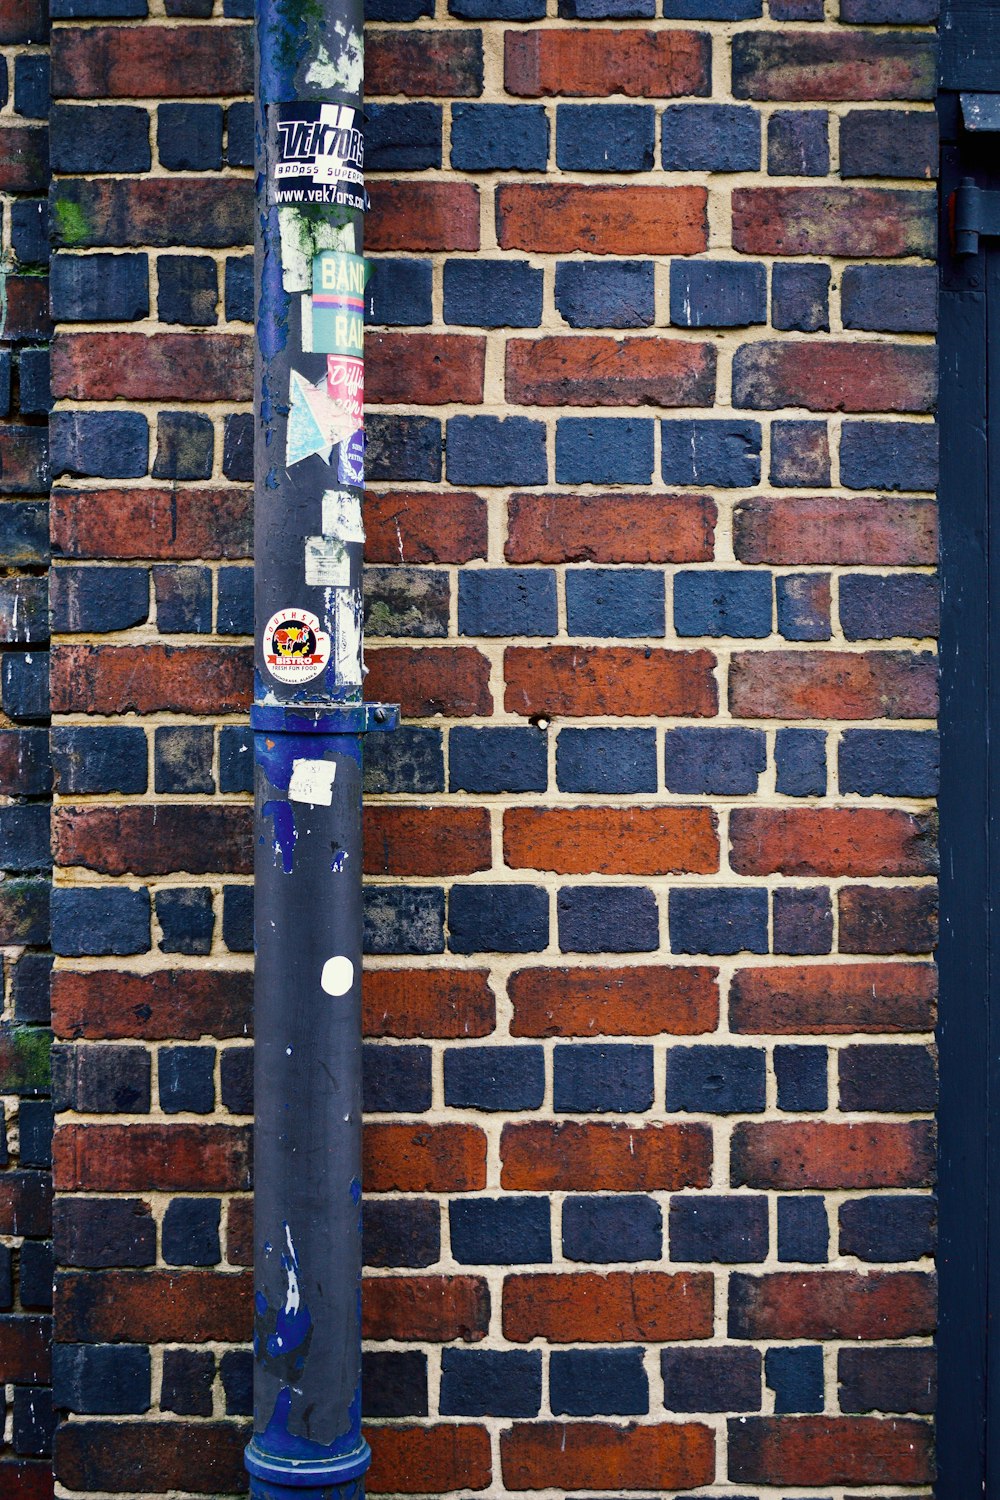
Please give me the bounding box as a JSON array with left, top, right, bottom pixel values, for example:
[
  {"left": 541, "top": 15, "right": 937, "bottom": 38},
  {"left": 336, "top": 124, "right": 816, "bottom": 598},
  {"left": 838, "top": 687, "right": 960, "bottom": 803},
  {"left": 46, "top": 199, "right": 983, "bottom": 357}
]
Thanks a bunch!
[{"left": 247, "top": 0, "right": 396, "bottom": 1494}]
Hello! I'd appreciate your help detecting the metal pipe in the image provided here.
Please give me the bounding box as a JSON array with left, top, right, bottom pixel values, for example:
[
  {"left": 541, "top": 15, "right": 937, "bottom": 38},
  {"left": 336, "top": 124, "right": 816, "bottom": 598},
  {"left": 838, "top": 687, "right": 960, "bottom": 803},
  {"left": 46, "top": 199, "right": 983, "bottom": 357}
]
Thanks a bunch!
[{"left": 248, "top": 0, "right": 395, "bottom": 1494}]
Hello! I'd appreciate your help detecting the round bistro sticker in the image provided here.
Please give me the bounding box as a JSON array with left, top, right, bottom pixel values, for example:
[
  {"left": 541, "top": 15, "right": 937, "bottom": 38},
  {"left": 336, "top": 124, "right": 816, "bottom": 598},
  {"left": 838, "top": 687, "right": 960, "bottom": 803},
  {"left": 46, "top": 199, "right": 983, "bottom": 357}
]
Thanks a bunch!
[{"left": 263, "top": 607, "right": 331, "bottom": 684}]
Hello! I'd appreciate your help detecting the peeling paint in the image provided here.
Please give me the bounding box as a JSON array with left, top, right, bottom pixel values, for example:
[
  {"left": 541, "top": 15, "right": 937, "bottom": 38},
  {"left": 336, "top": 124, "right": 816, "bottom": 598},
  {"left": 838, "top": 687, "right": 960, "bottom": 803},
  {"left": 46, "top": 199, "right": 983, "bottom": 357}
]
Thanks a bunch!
[
  {"left": 288, "top": 757, "right": 337, "bottom": 805},
  {"left": 305, "top": 22, "right": 363, "bottom": 94}
]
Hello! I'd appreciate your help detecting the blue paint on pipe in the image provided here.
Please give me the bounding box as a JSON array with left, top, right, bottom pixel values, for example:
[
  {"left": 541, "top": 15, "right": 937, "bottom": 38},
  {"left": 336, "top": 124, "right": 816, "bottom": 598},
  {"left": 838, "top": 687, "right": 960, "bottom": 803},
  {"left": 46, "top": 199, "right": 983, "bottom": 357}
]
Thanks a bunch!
[{"left": 262, "top": 799, "right": 297, "bottom": 873}]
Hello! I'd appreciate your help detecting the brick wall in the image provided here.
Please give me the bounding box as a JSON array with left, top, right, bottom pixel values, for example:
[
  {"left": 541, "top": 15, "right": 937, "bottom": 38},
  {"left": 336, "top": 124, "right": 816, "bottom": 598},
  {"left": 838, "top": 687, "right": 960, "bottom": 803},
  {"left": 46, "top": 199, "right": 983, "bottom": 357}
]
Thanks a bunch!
[{"left": 44, "top": 0, "right": 938, "bottom": 1491}]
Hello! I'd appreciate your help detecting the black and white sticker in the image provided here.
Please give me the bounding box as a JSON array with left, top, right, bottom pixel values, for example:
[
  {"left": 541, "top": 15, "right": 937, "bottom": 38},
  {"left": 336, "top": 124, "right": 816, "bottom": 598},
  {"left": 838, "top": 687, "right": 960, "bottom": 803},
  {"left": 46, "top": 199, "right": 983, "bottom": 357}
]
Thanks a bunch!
[{"left": 270, "top": 102, "right": 365, "bottom": 213}]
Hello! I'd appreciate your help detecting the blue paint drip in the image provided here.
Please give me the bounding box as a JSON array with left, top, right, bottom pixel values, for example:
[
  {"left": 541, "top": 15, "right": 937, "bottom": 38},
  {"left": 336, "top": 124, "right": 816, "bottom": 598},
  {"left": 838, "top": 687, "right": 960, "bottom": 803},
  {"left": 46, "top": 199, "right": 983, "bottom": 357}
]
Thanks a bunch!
[
  {"left": 262, "top": 799, "right": 297, "bottom": 873},
  {"left": 258, "top": 205, "right": 288, "bottom": 360},
  {"left": 349, "top": 1176, "right": 361, "bottom": 1204}
]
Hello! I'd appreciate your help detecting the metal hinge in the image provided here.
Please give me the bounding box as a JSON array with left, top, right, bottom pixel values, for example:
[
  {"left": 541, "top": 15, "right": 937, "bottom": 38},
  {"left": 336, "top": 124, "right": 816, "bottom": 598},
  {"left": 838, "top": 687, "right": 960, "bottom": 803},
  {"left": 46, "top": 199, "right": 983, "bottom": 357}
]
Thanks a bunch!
[{"left": 955, "top": 178, "right": 1000, "bottom": 255}]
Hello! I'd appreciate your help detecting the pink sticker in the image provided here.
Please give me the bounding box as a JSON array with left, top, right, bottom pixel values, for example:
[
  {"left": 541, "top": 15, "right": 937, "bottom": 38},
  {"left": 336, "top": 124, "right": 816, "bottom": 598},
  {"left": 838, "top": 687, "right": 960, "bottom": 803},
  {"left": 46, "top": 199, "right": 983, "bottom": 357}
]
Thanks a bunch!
[{"left": 326, "top": 355, "right": 364, "bottom": 432}]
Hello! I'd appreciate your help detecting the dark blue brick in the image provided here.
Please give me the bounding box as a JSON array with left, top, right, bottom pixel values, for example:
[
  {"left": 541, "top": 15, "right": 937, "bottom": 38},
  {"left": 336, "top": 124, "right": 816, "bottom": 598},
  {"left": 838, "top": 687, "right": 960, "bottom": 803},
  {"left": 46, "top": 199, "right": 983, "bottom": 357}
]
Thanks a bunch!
[
  {"left": 662, "top": 1347, "right": 761, "bottom": 1412},
  {"left": 770, "top": 0, "right": 824, "bottom": 14},
  {"left": 162, "top": 1197, "right": 221, "bottom": 1266},
  {"left": 52, "top": 887, "right": 149, "bottom": 957},
  {"left": 362, "top": 1044, "right": 432, "bottom": 1112},
  {"left": 367, "top": 258, "right": 433, "bottom": 327},
  {"left": 217, "top": 567, "right": 253, "bottom": 636},
  {"left": 839, "top": 730, "right": 938, "bottom": 797},
  {"left": 775, "top": 1044, "right": 828, "bottom": 1111},
  {"left": 0, "top": 351, "right": 10, "bottom": 417},
  {"left": 670, "top": 889, "right": 768, "bottom": 957},
  {"left": 153, "top": 565, "right": 212, "bottom": 633},
  {"left": 223, "top": 0, "right": 252, "bottom": 13},
  {"left": 663, "top": 0, "right": 760, "bottom": 12},
  {"left": 223, "top": 883, "right": 253, "bottom": 952},
  {"left": 841, "top": 0, "right": 935, "bottom": 16},
  {"left": 565, "top": 568, "right": 664, "bottom": 638},
  {"left": 159, "top": 1046, "right": 215, "bottom": 1114},
  {"left": 50, "top": 253, "right": 148, "bottom": 322},
  {"left": 51, "top": 0, "right": 145, "bottom": 10},
  {"left": 451, "top": 0, "right": 544, "bottom": 16},
  {"left": 219, "top": 726, "right": 253, "bottom": 794},
  {"left": 778, "top": 1196, "right": 829, "bottom": 1263},
  {"left": 220, "top": 1349, "right": 252, "bottom": 1416},
  {"left": 12, "top": 201, "right": 49, "bottom": 267},
  {"left": 841, "top": 265, "right": 937, "bottom": 334},
  {"left": 556, "top": 728, "right": 657, "bottom": 794},
  {"left": 14, "top": 56, "right": 49, "bottom": 119},
  {"left": 447, "top": 417, "right": 546, "bottom": 486},
  {"left": 450, "top": 727, "right": 546, "bottom": 793},
  {"left": 776, "top": 573, "right": 831, "bottom": 641},
  {"left": 449, "top": 1197, "right": 551, "bottom": 1265},
  {"left": 20, "top": 1243, "right": 52, "bottom": 1313},
  {"left": 12, "top": 954, "right": 52, "bottom": 1025},
  {"left": 840, "top": 1043, "right": 936, "bottom": 1111},
  {"left": 366, "top": 0, "right": 429, "bottom": 17},
  {"left": 157, "top": 257, "right": 218, "bottom": 327},
  {"left": 51, "top": 1044, "right": 150, "bottom": 1113},
  {"left": 662, "top": 104, "right": 760, "bottom": 172},
  {"left": 363, "top": 1350, "right": 428, "bottom": 1418},
  {"left": 452, "top": 104, "right": 548, "bottom": 171},
  {"left": 222, "top": 412, "right": 253, "bottom": 481},
  {"left": 773, "top": 887, "right": 832, "bottom": 956},
  {"left": 770, "top": 420, "right": 831, "bottom": 487},
  {"left": 51, "top": 565, "right": 148, "bottom": 633},
  {"left": 13, "top": 1382, "right": 53, "bottom": 1452},
  {"left": 224, "top": 256, "right": 253, "bottom": 322},
  {"left": 664, "top": 727, "right": 766, "bottom": 795},
  {"left": 839, "top": 573, "right": 938, "bottom": 641},
  {"left": 50, "top": 105, "right": 151, "bottom": 173},
  {"left": 771, "top": 262, "right": 830, "bottom": 333},
  {"left": 458, "top": 569, "right": 557, "bottom": 636},
  {"left": 0, "top": 1243, "right": 9, "bottom": 1304},
  {"left": 766, "top": 1346, "right": 824, "bottom": 1414},
  {"left": 220, "top": 1047, "right": 252, "bottom": 1114},
  {"left": 0, "top": 503, "right": 48, "bottom": 567},
  {"left": 52, "top": 726, "right": 147, "bottom": 796},
  {"left": 556, "top": 418, "right": 653, "bottom": 485},
  {"left": 554, "top": 1044, "right": 654, "bottom": 1114},
  {"left": 0, "top": 728, "right": 49, "bottom": 797},
  {"left": 449, "top": 884, "right": 548, "bottom": 954},
  {"left": 366, "top": 103, "right": 442, "bottom": 171},
  {"left": 559, "top": 0, "right": 653, "bottom": 16},
  {"left": 156, "top": 888, "right": 214, "bottom": 956},
  {"left": 556, "top": 105, "right": 654, "bottom": 172},
  {"left": 551, "top": 1347, "right": 648, "bottom": 1416},
  {"left": 674, "top": 569, "right": 771, "bottom": 637},
  {"left": 226, "top": 101, "right": 253, "bottom": 167},
  {"left": 363, "top": 1199, "right": 440, "bottom": 1268},
  {"left": 51, "top": 411, "right": 147, "bottom": 479},
  {"left": 840, "top": 421, "right": 938, "bottom": 492},
  {"left": 1, "top": 654, "right": 48, "bottom": 722},
  {"left": 444, "top": 1046, "right": 544, "bottom": 1110},
  {"left": 20, "top": 349, "right": 51, "bottom": 417},
  {"left": 53, "top": 1345, "right": 151, "bottom": 1416},
  {"left": 666, "top": 1044, "right": 766, "bottom": 1112},
  {"left": 158, "top": 103, "right": 223, "bottom": 171},
  {"left": 444, "top": 259, "right": 543, "bottom": 328},
  {"left": 555, "top": 261, "right": 654, "bottom": 330},
  {"left": 670, "top": 261, "right": 766, "bottom": 328},
  {"left": 670, "top": 1194, "right": 768, "bottom": 1262},
  {"left": 440, "top": 1350, "right": 541, "bottom": 1417},
  {"left": 838, "top": 1195, "right": 935, "bottom": 1262},
  {"left": 0, "top": 806, "right": 51, "bottom": 872},
  {"left": 840, "top": 108, "right": 936, "bottom": 179},
  {"left": 161, "top": 1348, "right": 214, "bottom": 1417},
  {"left": 18, "top": 1102, "right": 53, "bottom": 1168},
  {"left": 364, "top": 727, "right": 444, "bottom": 795},
  {"left": 767, "top": 110, "right": 828, "bottom": 176},
  {"left": 366, "top": 415, "right": 442, "bottom": 483},
  {"left": 775, "top": 727, "right": 827, "bottom": 797},
  {"left": 562, "top": 1195, "right": 661, "bottom": 1263},
  {"left": 364, "top": 886, "right": 445, "bottom": 954},
  {"left": 558, "top": 886, "right": 658, "bottom": 954}
]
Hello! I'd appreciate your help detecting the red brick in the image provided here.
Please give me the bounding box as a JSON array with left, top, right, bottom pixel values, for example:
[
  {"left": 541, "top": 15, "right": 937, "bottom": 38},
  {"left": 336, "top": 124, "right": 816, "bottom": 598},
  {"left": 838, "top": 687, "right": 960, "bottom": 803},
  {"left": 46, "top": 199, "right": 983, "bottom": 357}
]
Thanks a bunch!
[
  {"left": 55, "top": 1421, "right": 247, "bottom": 1494},
  {"left": 52, "top": 643, "right": 252, "bottom": 715},
  {"left": 0, "top": 730, "right": 51, "bottom": 796},
  {"left": 368, "top": 184, "right": 479, "bottom": 251},
  {"left": 0, "top": 126, "right": 47, "bottom": 193},
  {"left": 729, "top": 649, "right": 936, "bottom": 720},
  {"left": 506, "top": 337, "right": 715, "bottom": 408},
  {"left": 52, "top": 23, "right": 251, "bottom": 97},
  {"left": 368, "top": 1425, "right": 491, "bottom": 1495},
  {"left": 52, "top": 178, "right": 251, "bottom": 249},
  {"left": 364, "top": 1122, "right": 487, "bottom": 1192},
  {"left": 730, "top": 808, "right": 936, "bottom": 877},
  {"left": 54, "top": 1124, "right": 252, "bottom": 1193},
  {"left": 501, "top": 1421, "right": 714, "bottom": 1492},
  {"left": 53, "top": 805, "right": 252, "bottom": 877},
  {"left": 497, "top": 185, "right": 707, "bottom": 256},
  {"left": 506, "top": 491, "right": 716, "bottom": 564},
  {"left": 730, "top": 962, "right": 935, "bottom": 1034},
  {"left": 839, "top": 885, "right": 938, "bottom": 955},
  {"left": 0, "top": 0, "right": 47, "bottom": 43},
  {"left": 367, "top": 333, "right": 485, "bottom": 406},
  {"left": 509, "top": 965, "right": 718, "bottom": 1037},
  {"left": 365, "top": 489, "right": 487, "bottom": 564},
  {"left": 0, "top": 425, "right": 49, "bottom": 494},
  {"left": 367, "top": 30, "right": 482, "bottom": 96},
  {"left": 226, "top": 1197, "right": 252, "bottom": 1267},
  {"left": 52, "top": 487, "right": 252, "bottom": 560},
  {"left": 729, "top": 1269, "right": 935, "bottom": 1340},
  {"left": 728, "top": 1415, "right": 932, "bottom": 1487},
  {"left": 0, "top": 1316, "right": 49, "bottom": 1382},
  {"left": 51, "top": 968, "right": 253, "bottom": 1041},
  {"left": 364, "top": 806, "right": 491, "bottom": 876},
  {"left": 52, "top": 332, "right": 252, "bottom": 402},
  {"left": 733, "top": 341, "right": 934, "bottom": 414},
  {"left": 366, "top": 646, "right": 491, "bottom": 717},
  {"left": 732, "top": 31, "right": 934, "bottom": 101},
  {"left": 363, "top": 969, "right": 495, "bottom": 1039},
  {"left": 731, "top": 1120, "right": 935, "bottom": 1189},
  {"left": 5, "top": 273, "right": 50, "bottom": 338},
  {"left": 501, "top": 1121, "right": 712, "bottom": 1191},
  {"left": 505, "top": 29, "right": 710, "bottom": 97},
  {"left": 363, "top": 1275, "right": 489, "bottom": 1341},
  {"left": 55, "top": 1269, "right": 250, "bottom": 1343},
  {"left": 0, "top": 1170, "right": 51, "bottom": 1236},
  {"left": 506, "top": 646, "right": 717, "bottom": 717},
  {"left": 732, "top": 187, "right": 935, "bottom": 258},
  {"left": 503, "top": 1271, "right": 714, "bottom": 1343},
  {"left": 0, "top": 1463, "right": 52, "bottom": 1500},
  {"left": 504, "top": 806, "right": 718, "bottom": 875},
  {"left": 734, "top": 496, "right": 936, "bottom": 566}
]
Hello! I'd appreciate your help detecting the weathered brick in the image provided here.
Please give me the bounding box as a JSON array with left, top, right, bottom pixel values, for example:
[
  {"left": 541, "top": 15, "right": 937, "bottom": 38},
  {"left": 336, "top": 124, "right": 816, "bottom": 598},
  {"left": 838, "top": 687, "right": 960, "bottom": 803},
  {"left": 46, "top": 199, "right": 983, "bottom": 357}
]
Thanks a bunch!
[
  {"left": 0, "top": 1170, "right": 51, "bottom": 1235},
  {"left": 506, "top": 491, "right": 715, "bottom": 563},
  {"left": 362, "top": 1275, "right": 490, "bottom": 1341},
  {"left": 509, "top": 965, "right": 718, "bottom": 1036},
  {"left": 734, "top": 496, "right": 936, "bottom": 566},
  {"left": 505, "top": 337, "right": 715, "bottom": 407},
  {"left": 53, "top": 805, "right": 251, "bottom": 876},
  {"left": 497, "top": 185, "right": 707, "bottom": 255},
  {"left": 733, "top": 341, "right": 935, "bottom": 413},
  {"left": 367, "top": 29, "right": 483, "bottom": 96},
  {"left": 364, "top": 807, "right": 491, "bottom": 876},
  {"left": 362, "top": 969, "right": 495, "bottom": 1039},
  {"left": 52, "top": 23, "right": 251, "bottom": 97},
  {"left": 51, "top": 644, "right": 251, "bottom": 714},
  {"left": 55, "top": 1421, "right": 246, "bottom": 1494},
  {"left": 365, "top": 646, "right": 491, "bottom": 716},
  {"left": 54, "top": 1269, "right": 249, "bottom": 1343},
  {"left": 732, "top": 1121, "right": 935, "bottom": 1188},
  {"left": 52, "top": 486, "right": 251, "bottom": 560},
  {"left": 839, "top": 885, "right": 938, "bottom": 955},
  {"left": 365, "top": 490, "right": 487, "bottom": 563},
  {"left": 0, "top": 1316, "right": 50, "bottom": 1382},
  {"left": 728, "top": 1415, "right": 932, "bottom": 1487},
  {"left": 730, "top": 808, "right": 936, "bottom": 877},
  {"left": 500, "top": 1121, "right": 711, "bottom": 1190},
  {"left": 364, "top": 1123, "right": 487, "bottom": 1192},
  {"left": 367, "top": 183, "right": 480, "bottom": 251},
  {"left": 0, "top": 424, "right": 49, "bottom": 493},
  {"left": 732, "top": 187, "right": 935, "bottom": 258},
  {"left": 732, "top": 31, "right": 935, "bottom": 101},
  {"left": 503, "top": 1271, "right": 713, "bottom": 1342},
  {"left": 838, "top": 1346, "right": 935, "bottom": 1414},
  {"left": 500, "top": 1421, "right": 714, "bottom": 1492},
  {"left": 368, "top": 1425, "right": 491, "bottom": 1495},
  {"left": 52, "top": 332, "right": 251, "bottom": 402},
  {"left": 729, "top": 650, "right": 936, "bottom": 719},
  {"left": 52, "top": 178, "right": 252, "bottom": 248},
  {"left": 729, "top": 1269, "right": 936, "bottom": 1339},
  {"left": 54, "top": 1124, "right": 251, "bottom": 1193},
  {"left": 730, "top": 962, "right": 935, "bottom": 1034},
  {"left": 0, "top": 125, "right": 47, "bottom": 191},
  {"left": 51, "top": 968, "right": 252, "bottom": 1041},
  {"left": 505, "top": 29, "right": 709, "bottom": 97},
  {"left": 367, "top": 333, "right": 485, "bottom": 405},
  {"left": 506, "top": 646, "right": 717, "bottom": 717}
]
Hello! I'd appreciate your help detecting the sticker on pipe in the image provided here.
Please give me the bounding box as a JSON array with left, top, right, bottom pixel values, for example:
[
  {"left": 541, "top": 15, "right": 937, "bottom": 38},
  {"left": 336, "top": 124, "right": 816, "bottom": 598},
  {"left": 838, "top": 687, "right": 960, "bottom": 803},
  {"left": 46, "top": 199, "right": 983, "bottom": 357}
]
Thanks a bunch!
[
  {"left": 263, "top": 607, "right": 330, "bottom": 684},
  {"left": 271, "top": 102, "right": 365, "bottom": 213},
  {"left": 312, "top": 251, "right": 368, "bottom": 356}
]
